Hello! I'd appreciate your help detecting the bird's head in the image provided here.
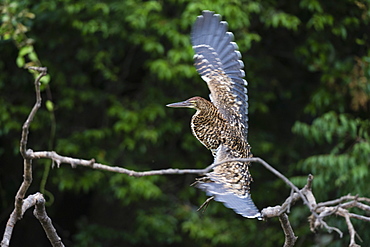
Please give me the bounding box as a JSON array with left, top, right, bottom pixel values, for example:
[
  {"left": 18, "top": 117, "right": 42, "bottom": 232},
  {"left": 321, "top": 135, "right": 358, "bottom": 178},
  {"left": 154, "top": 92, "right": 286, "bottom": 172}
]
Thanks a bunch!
[{"left": 166, "top": 96, "right": 210, "bottom": 111}]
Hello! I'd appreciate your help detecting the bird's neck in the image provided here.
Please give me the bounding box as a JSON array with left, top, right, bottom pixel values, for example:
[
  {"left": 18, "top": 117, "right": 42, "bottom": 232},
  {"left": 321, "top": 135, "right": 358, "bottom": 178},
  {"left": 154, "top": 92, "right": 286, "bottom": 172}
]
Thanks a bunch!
[{"left": 192, "top": 102, "right": 223, "bottom": 122}]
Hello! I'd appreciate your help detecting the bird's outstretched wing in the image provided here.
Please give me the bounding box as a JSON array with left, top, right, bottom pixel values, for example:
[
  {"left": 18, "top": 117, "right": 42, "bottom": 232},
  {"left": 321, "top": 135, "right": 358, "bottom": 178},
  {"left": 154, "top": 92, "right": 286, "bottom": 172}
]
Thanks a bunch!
[
  {"left": 194, "top": 143, "right": 262, "bottom": 219},
  {"left": 191, "top": 10, "right": 249, "bottom": 137},
  {"left": 195, "top": 180, "right": 261, "bottom": 218}
]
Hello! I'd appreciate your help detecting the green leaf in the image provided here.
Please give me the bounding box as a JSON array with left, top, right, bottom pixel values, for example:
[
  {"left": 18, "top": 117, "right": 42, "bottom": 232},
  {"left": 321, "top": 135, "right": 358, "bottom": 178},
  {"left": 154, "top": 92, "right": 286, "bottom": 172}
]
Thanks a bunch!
[
  {"left": 19, "top": 46, "right": 33, "bottom": 56},
  {"left": 16, "top": 56, "right": 25, "bottom": 67},
  {"left": 28, "top": 51, "right": 39, "bottom": 62},
  {"left": 45, "top": 100, "right": 54, "bottom": 112},
  {"left": 40, "top": 74, "right": 51, "bottom": 84}
]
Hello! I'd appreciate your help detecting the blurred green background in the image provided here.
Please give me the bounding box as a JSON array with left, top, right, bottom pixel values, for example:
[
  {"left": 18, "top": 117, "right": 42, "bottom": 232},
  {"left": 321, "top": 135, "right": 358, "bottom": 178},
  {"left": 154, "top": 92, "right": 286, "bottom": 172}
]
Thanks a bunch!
[{"left": 0, "top": 0, "right": 369, "bottom": 246}]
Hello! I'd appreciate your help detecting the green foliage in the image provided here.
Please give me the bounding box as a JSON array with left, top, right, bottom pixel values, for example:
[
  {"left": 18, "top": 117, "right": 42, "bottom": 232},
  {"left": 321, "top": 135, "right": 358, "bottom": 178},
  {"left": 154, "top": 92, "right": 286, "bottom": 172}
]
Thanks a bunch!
[
  {"left": 0, "top": 0, "right": 369, "bottom": 246},
  {"left": 263, "top": 10, "right": 301, "bottom": 30},
  {"left": 73, "top": 218, "right": 128, "bottom": 247},
  {"left": 108, "top": 174, "right": 162, "bottom": 204},
  {"left": 293, "top": 112, "right": 370, "bottom": 196}
]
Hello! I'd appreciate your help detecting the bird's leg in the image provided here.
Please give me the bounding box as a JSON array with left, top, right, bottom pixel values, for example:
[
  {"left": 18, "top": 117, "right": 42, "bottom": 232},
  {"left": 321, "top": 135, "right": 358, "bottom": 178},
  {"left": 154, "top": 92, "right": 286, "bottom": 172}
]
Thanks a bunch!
[
  {"left": 197, "top": 196, "right": 214, "bottom": 213},
  {"left": 190, "top": 177, "right": 210, "bottom": 187}
]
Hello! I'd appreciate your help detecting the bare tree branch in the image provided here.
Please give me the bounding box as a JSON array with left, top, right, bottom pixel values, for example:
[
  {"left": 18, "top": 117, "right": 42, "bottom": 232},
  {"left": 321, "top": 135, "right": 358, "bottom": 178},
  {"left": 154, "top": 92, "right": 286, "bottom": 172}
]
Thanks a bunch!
[
  {"left": 1, "top": 68, "right": 65, "bottom": 247},
  {"left": 279, "top": 213, "right": 298, "bottom": 247},
  {"left": 33, "top": 193, "right": 65, "bottom": 247},
  {"left": 348, "top": 213, "right": 370, "bottom": 222},
  {"left": 1, "top": 67, "right": 46, "bottom": 247},
  {"left": 28, "top": 149, "right": 370, "bottom": 247},
  {"left": 20, "top": 67, "right": 46, "bottom": 158},
  {"left": 313, "top": 210, "right": 343, "bottom": 238},
  {"left": 20, "top": 148, "right": 370, "bottom": 247},
  {"left": 317, "top": 195, "right": 370, "bottom": 207},
  {"left": 31, "top": 150, "right": 213, "bottom": 175},
  {"left": 29, "top": 151, "right": 320, "bottom": 219},
  {"left": 261, "top": 175, "right": 314, "bottom": 218},
  {"left": 343, "top": 209, "right": 361, "bottom": 247}
]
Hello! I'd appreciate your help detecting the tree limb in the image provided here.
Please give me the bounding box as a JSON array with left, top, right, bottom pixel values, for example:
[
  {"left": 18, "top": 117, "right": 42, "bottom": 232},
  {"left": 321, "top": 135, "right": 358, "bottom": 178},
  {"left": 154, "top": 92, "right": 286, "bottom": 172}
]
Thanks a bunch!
[
  {"left": 279, "top": 213, "right": 298, "bottom": 247},
  {"left": 20, "top": 67, "right": 46, "bottom": 158},
  {"left": 20, "top": 148, "right": 370, "bottom": 247},
  {"left": 1, "top": 68, "right": 65, "bottom": 247},
  {"left": 343, "top": 209, "right": 360, "bottom": 247},
  {"left": 28, "top": 151, "right": 319, "bottom": 219},
  {"left": 33, "top": 193, "right": 65, "bottom": 247},
  {"left": 31, "top": 150, "right": 214, "bottom": 175}
]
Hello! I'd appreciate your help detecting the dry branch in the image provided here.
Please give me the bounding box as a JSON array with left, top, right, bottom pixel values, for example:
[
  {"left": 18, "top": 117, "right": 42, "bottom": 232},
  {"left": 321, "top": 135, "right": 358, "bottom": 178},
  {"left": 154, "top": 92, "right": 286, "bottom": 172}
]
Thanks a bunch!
[
  {"left": 20, "top": 148, "right": 370, "bottom": 247},
  {"left": 33, "top": 193, "right": 64, "bottom": 247},
  {"left": 1, "top": 68, "right": 64, "bottom": 247},
  {"left": 279, "top": 213, "right": 298, "bottom": 247}
]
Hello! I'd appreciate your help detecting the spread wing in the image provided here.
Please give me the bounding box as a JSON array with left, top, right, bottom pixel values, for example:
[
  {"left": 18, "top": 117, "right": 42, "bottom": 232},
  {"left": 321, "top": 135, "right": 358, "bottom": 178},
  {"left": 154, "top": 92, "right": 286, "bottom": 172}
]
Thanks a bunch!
[
  {"left": 194, "top": 144, "right": 261, "bottom": 219},
  {"left": 191, "top": 10, "right": 249, "bottom": 137}
]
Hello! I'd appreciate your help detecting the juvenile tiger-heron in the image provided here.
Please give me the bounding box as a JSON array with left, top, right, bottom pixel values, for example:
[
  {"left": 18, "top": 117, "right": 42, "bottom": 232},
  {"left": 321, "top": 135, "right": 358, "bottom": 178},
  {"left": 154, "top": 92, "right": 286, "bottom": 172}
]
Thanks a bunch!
[{"left": 167, "top": 11, "right": 261, "bottom": 219}]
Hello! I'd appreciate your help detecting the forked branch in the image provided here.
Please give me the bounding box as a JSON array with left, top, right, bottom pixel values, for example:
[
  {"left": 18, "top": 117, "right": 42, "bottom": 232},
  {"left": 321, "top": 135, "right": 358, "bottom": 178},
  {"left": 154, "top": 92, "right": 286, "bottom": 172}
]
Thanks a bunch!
[{"left": 1, "top": 67, "right": 63, "bottom": 247}]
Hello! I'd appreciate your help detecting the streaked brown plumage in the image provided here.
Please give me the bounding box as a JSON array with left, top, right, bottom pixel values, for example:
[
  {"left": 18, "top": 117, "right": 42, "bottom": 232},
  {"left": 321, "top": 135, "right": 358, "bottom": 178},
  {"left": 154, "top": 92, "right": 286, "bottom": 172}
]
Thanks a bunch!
[
  {"left": 167, "top": 11, "right": 261, "bottom": 219},
  {"left": 168, "top": 96, "right": 224, "bottom": 155}
]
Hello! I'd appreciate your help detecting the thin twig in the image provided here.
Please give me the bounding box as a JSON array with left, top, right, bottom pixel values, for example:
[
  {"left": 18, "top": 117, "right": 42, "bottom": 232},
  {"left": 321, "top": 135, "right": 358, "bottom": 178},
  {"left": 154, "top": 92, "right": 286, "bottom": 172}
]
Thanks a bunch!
[
  {"left": 285, "top": 189, "right": 295, "bottom": 214},
  {"left": 348, "top": 213, "right": 370, "bottom": 222},
  {"left": 263, "top": 175, "right": 315, "bottom": 216},
  {"left": 318, "top": 219, "right": 343, "bottom": 238},
  {"left": 249, "top": 158, "right": 318, "bottom": 218},
  {"left": 337, "top": 200, "right": 370, "bottom": 212},
  {"left": 343, "top": 210, "right": 361, "bottom": 247},
  {"left": 20, "top": 67, "right": 46, "bottom": 158},
  {"left": 31, "top": 150, "right": 214, "bottom": 175}
]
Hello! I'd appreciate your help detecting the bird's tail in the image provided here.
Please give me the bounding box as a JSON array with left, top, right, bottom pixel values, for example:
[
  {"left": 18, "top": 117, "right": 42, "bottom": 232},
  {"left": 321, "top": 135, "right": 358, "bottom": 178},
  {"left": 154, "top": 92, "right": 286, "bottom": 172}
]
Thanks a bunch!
[{"left": 194, "top": 180, "right": 262, "bottom": 219}]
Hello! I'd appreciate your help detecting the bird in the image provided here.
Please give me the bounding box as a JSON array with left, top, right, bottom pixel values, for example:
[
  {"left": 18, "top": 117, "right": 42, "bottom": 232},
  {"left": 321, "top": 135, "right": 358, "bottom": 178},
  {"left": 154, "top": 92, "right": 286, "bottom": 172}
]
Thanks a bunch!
[{"left": 167, "top": 10, "right": 261, "bottom": 219}]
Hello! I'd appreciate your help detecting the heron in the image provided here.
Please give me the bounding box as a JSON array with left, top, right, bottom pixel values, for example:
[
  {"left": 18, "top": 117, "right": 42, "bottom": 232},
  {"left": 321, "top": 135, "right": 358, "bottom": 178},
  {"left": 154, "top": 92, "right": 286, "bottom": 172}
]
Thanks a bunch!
[{"left": 167, "top": 10, "right": 261, "bottom": 219}]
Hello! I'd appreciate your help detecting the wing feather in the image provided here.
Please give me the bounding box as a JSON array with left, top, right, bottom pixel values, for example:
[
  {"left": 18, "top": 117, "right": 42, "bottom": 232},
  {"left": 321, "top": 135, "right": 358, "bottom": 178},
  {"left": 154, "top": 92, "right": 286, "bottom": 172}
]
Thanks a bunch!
[
  {"left": 194, "top": 144, "right": 261, "bottom": 219},
  {"left": 191, "top": 10, "right": 249, "bottom": 137}
]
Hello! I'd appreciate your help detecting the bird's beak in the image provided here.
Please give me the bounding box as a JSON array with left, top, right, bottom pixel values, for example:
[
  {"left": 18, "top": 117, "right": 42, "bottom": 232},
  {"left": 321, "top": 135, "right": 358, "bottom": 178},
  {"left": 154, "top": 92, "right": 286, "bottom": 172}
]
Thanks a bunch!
[{"left": 166, "top": 100, "right": 193, "bottom": 108}]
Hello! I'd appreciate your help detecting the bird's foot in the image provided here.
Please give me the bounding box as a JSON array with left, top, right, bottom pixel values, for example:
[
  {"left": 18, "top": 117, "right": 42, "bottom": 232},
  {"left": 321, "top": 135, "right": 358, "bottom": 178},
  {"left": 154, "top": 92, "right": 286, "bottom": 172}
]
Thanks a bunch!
[{"left": 197, "top": 196, "right": 214, "bottom": 214}]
